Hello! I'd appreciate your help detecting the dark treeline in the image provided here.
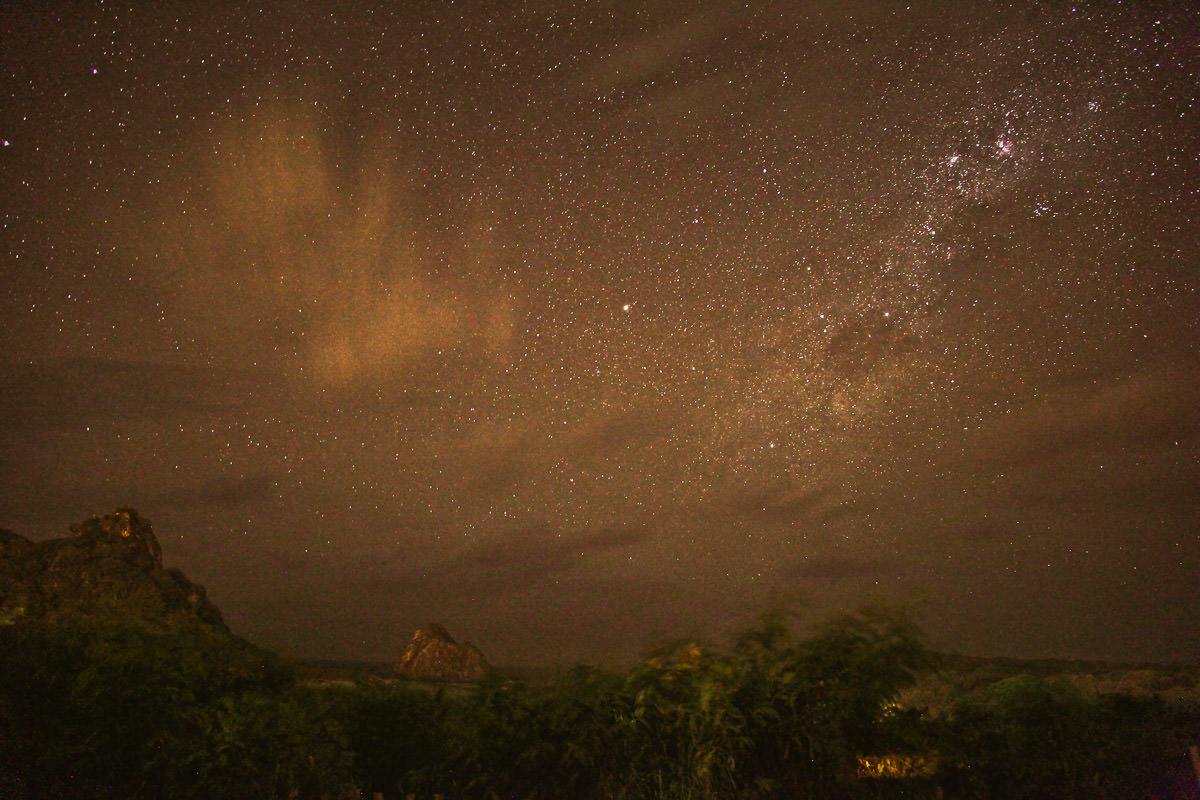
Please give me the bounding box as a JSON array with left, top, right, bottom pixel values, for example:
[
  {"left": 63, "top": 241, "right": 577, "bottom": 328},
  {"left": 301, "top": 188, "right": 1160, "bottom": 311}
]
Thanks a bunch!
[{"left": 1, "top": 606, "right": 1197, "bottom": 800}]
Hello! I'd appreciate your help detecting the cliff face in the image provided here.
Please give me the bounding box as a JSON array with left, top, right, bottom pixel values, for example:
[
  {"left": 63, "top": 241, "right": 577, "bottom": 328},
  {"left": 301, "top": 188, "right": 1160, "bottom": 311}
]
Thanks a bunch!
[
  {"left": 0, "top": 508, "right": 227, "bottom": 634},
  {"left": 395, "top": 623, "right": 492, "bottom": 682}
]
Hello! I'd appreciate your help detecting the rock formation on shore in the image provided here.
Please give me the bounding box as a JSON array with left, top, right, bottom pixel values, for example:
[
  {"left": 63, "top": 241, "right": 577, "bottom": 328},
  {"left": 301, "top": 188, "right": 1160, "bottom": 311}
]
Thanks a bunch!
[{"left": 395, "top": 622, "right": 492, "bottom": 681}]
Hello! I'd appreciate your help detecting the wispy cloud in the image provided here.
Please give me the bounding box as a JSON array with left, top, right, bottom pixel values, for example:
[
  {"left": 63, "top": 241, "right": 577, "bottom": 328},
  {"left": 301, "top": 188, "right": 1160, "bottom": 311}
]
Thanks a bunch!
[{"left": 157, "top": 474, "right": 276, "bottom": 510}]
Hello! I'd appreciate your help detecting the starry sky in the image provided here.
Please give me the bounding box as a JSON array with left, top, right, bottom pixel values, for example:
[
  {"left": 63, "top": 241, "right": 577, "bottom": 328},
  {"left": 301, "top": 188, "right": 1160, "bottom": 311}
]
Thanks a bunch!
[{"left": 2, "top": 1, "right": 1198, "bottom": 668}]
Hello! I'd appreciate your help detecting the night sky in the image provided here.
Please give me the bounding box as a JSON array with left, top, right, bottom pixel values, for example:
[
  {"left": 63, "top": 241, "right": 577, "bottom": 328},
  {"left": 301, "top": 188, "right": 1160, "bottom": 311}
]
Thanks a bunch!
[{"left": 2, "top": 1, "right": 1197, "bottom": 668}]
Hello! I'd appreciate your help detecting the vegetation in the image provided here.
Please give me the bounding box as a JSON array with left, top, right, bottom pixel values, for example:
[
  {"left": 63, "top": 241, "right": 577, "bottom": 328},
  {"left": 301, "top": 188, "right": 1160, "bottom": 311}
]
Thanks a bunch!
[{"left": 2, "top": 605, "right": 1198, "bottom": 799}]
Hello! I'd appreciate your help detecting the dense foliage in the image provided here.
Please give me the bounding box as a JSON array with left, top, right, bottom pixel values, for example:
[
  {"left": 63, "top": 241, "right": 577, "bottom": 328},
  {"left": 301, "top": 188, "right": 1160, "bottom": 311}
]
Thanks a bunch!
[
  {"left": 2, "top": 607, "right": 1197, "bottom": 799},
  {"left": 0, "top": 619, "right": 351, "bottom": 800}
]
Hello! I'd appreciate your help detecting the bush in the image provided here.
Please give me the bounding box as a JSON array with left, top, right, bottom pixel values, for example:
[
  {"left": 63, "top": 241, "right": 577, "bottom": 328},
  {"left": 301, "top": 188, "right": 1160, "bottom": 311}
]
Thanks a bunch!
[{"left": 0, "top": 621, "right": 351, "bottom": 800}]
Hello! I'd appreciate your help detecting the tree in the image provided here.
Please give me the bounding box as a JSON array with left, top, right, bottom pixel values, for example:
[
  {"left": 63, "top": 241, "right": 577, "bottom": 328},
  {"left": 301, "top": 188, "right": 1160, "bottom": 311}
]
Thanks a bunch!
[
  {"left": 332, "top": 681, "right": 448, "bottom": 799},
  {"left": 728, "top": 603, "right": 937, "bottom": 798},
  {"left": 940, "top": 674, "right": 1098, "bottom": 800}
]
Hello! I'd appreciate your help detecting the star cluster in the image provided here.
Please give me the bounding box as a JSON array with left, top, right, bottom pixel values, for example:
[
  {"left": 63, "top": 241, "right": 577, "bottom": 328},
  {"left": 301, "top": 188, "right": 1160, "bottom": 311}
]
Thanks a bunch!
[{"left": 2, "top": 1, "right": 1197, "bottom": 665}]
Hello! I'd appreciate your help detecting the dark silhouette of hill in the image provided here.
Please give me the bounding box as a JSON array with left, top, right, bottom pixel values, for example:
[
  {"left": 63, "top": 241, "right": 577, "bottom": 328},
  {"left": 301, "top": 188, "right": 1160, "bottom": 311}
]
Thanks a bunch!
[
  {"left": 0, "top": 508, "right": 224, "bottom": 631},
  {"left": 0, "top": 508, "right": 276, "bottom": 676}
]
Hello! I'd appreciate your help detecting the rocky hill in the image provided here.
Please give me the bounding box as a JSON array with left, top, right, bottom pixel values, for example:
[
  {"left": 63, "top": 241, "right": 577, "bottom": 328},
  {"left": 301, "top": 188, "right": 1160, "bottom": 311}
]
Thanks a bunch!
[
  {"left": 395, "top": 622, "right": 492, "bottom": 682},
  {"left": 0, "top": 508, "right": 228, "bottom": 635}
]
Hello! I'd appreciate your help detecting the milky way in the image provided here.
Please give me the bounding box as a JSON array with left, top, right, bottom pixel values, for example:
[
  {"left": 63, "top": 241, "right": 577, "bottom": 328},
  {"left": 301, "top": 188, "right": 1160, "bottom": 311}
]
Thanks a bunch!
[{"left": 2, "top": 1, "right": 1197, "bottom": 666}]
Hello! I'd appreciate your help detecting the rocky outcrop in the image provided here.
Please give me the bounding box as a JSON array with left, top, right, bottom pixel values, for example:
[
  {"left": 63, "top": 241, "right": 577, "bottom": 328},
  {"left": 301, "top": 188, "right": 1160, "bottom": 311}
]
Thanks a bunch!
[
  {"left": 395, "top": 623, "right": 492, "bottom": 682},
  {"left": 0, "top": 508, "right": 227, "bottom": 633}
]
